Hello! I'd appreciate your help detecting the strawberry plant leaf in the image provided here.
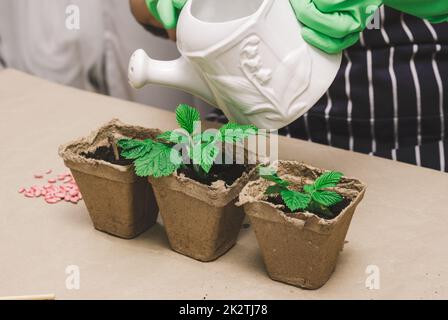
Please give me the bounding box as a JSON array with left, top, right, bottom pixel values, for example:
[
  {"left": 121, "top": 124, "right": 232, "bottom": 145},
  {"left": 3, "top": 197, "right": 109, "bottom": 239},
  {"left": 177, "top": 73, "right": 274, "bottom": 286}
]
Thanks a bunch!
[
  {"left": 259, "top": 168, "right": 290, "bottom": 188},
  {"left": 265, "top": 185, "right": 284, "bottom": 195},
  {"left": 200, "top": 142, "right": 220, "bottom": 174},
  {"left": 311, "top": 190, "right": 343, "bottom": 207},
  {"left": 118, "top": 138, "right": 142, "bottom": 150},
  {"left": 176, "top": 104, "right": 201, "bottom": 135},
  {"left": 118, "top": 139, "right": 154, "bottom": 160},
  {"left": 313, "top": 171, "right": 343, "bottom": 190},
  {"left": 280, "top": 190, "right": 311, "bottom": 212},
  {"left": 303, "top": 184, "right": 315, "bottom": 194},
  {"left": 188, "top": 141, "right": 220, "bottom": 174},
  {"left": 219, "top": 122, "right": 258, "bottom": 143},
  {"left": 157, "top": 130, "right": 189, "bottom": 145},
  {"left": 134, "top": 142, "right": 182, "bottom": 178}
]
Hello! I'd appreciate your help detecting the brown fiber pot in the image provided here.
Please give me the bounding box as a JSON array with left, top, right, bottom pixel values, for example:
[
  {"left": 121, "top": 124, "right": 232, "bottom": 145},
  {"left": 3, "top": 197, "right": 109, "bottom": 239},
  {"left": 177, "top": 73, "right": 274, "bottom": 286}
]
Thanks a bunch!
[
  {"left": 59, "top": 119, "right": 161, "bottom": 239},
  {"left": 149, "top": 167, "right": 256, "bottom": 262},
  {"left": 238, "top": 161, "right": 366, "bottom": 289}
]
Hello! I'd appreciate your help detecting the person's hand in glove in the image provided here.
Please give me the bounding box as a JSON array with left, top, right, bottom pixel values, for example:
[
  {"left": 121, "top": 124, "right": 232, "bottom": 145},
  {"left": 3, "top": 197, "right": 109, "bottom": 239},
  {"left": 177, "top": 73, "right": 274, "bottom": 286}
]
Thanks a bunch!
[
  {"left": 384, "top": 0, "right": 448, "bottom": 23},
  {"left": 145, "top": 0, "right": 187, "bottom": 29},
  {"left": 130, "top": 0, "right": 187, "bottom": 40},
  {"left": 289, "top": 0, "right": 383, "bottom": 54}
]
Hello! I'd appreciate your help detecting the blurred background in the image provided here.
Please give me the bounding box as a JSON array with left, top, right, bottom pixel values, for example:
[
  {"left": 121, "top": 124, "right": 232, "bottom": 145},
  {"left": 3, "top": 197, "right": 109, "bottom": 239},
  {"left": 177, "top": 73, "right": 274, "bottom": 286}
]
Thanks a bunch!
[{"left": 0, "top": 0, "right": 212, "bottom": 115}]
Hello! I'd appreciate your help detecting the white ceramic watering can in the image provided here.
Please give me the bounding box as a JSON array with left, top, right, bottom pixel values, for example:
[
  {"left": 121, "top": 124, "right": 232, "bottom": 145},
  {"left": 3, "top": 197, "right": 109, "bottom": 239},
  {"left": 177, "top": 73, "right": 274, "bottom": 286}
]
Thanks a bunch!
[{"left": 128, "top": 0, "right": 341, "bottom": 129}]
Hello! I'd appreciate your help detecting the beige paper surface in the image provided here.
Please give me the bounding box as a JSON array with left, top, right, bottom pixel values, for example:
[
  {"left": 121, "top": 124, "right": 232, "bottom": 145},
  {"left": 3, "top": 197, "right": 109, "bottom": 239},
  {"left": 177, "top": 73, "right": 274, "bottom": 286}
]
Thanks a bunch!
[{"left": 1, "top": 69, "right": 447, "bottom": 299}]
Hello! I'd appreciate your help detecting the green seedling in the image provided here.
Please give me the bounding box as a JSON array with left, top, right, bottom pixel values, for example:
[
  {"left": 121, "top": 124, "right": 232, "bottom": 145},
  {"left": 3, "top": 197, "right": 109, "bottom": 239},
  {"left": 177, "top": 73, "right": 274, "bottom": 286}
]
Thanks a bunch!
[
  {"left": 260, "top": 167, "right": 344, "bottom": 219},
  {"left": 118, "top": 104, "right": 258, "bottom": 178}
]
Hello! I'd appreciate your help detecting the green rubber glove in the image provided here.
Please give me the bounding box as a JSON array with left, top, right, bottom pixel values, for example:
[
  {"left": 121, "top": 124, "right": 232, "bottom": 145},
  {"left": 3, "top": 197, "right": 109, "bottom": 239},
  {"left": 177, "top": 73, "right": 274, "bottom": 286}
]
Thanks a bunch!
[
  {"left": 145, "top": 0, "right": 188, "bottom": 29},
  {"left": 289, "top": 0, "right": 383, "bottom": 54},
  {"left": 384, "top": 0, "right": 448, "bottom": 23}
]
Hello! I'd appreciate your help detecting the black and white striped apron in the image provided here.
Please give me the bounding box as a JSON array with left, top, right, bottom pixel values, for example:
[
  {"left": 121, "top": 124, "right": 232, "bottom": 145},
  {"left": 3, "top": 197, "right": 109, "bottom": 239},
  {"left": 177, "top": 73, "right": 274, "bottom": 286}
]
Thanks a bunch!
[{"left": 208, "top": 7, "right": 448, "bottom": 172}]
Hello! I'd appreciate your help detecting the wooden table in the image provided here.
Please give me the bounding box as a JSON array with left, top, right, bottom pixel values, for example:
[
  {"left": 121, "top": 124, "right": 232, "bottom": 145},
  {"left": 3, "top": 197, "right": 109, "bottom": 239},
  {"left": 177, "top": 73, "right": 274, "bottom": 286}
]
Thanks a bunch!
[{"left": 1, "top": 69, "right": 447, "bottom": 299}]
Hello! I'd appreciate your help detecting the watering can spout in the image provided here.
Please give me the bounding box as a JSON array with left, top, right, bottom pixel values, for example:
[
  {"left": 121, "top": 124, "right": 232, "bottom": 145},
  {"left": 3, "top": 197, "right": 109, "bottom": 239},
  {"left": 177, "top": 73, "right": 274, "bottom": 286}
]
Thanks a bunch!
[{"left": 128, "top": 49, "right": 216, "bottom": 105}]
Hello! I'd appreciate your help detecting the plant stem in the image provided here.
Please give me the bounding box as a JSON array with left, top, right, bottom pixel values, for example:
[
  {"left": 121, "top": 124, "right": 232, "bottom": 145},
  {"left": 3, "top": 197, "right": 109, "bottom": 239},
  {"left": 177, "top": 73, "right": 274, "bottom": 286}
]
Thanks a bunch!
[{"left": 109, "top": 136, "right": 120, "bottom": 161}]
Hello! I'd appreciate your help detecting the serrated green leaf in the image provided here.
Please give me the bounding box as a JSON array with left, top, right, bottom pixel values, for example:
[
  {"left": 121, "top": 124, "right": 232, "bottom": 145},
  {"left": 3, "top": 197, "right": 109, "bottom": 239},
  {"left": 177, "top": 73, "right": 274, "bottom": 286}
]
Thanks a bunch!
[
  {"left": 134, "top": 142, "right": 182, "bottom": 178},
  {"left": 176, "top": 104, "right": 201, "bottom": 135},
  {"left": 188, "top": 138, "right": 220, "bottom": 173},
  {"left": 219, "top": 122, "right": 258, "bottom": 143},
  {"left": 280, "top": 190, "right": 311, "bottom": 212},
  {"left": 157, "top": 130, "right": 190, "bottom": 145},
  {"left": 303, "top": 184, "right": 315, "bottom": 194},
  {"left": 117, "top": 138, "right": 140, "bottom": 149},
  {"left": 313, "top": 171, "right": 343, "bottom": 190},
  {"left": 201, "top": 129, "right": 220, "bottom": 143},
  {"left": 200, "top": 142, "right": 220, "bottom": 174},
  {"left": 118, "top": 139, "right": 154, "bottom": 160},
  {"left": 265, "top": 185, "right": 284, "bottom": 195},
  {"left": 311, "top": 190, "right": 343, "bottom": 207},
  {"left": 185, "top": 130, "right": 221, "bottom": 174},
  {"left": 259, "top": 167, "right": 290, "bottom": 187}
]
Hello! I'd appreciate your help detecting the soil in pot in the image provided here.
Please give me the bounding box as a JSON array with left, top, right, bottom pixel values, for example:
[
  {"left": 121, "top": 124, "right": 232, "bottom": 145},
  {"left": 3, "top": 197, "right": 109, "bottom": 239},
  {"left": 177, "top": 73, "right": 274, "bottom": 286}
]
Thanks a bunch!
[
  {"left": 177, "top": 164, "right": 250, "bottom": 186},
  {"left": 59, "top": 119, "right": 161, "bottom": 239},
  {"left": 238, "top": 161, "right": 366, "bottom": 289},
  {"left": 149, "top": 164, "right": 256, "bottom": 262},
  {"left": 267, "top": 194, "right": 352, "bottom": 220},
  {"left": 82, "top": 145, "right": 133, "bottom": 166}
]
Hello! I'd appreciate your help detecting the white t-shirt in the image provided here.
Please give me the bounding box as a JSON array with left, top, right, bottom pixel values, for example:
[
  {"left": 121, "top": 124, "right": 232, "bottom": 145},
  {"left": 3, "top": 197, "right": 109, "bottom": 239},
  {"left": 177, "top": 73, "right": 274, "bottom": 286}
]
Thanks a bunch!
[
  {"left": 0, "top": 0, "right": 105, "bottom": 92},
  {"left": 0, "top": 0, "right": 201, "bottom": 111}
]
